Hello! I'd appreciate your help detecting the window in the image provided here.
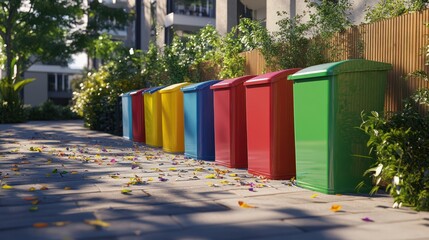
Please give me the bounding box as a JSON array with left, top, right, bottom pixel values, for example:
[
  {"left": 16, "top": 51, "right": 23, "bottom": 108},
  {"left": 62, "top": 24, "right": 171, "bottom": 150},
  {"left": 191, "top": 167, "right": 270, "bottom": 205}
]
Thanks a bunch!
[
  {"left": 48, "top": 74, "right": 56, "bottom": 91},
  {"left": 57, "top": 74, "right": 64, "bottom": 92},
  {"left": 48, "top": 73, "right": 71, "bottom": 92}
]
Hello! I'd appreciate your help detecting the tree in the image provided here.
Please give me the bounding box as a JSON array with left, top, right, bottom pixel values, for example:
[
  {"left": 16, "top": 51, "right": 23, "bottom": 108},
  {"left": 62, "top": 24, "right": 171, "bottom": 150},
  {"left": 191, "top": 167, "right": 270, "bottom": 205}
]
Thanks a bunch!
[
  {"left": 0, "top": 0, "right": 131, "bottom": 122},
  {"left": 0, "top": 0, "right": 84, "bottom": 122},
  {"left": 0, "top": 1, "right": 84, "bottom": 80},
  {"left": 73, "top": 0, "right": 133, "bottom": 69},
  {"left": 365, "top": 0, "right": 429, "bottom": 23}
]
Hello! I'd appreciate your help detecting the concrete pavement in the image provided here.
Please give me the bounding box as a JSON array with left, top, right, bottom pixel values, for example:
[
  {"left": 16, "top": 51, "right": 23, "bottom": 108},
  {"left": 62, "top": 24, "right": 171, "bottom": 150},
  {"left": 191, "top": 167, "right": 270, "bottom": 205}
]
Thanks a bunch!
[{"left": 0, "top": 120, "right": 428, "bottom": 240}]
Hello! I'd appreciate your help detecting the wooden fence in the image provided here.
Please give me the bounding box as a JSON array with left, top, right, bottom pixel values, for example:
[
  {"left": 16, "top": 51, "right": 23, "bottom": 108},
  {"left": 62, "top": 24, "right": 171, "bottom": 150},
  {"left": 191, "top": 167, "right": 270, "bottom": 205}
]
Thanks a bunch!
[{"left": 242, "top": 9, "right": 429, "bottom": 113}]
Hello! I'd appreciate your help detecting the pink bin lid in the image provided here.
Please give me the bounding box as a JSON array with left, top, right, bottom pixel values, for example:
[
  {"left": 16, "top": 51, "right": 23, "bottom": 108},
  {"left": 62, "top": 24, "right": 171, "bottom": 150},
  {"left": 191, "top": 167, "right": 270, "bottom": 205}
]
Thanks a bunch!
[
  {"left": 210, "top": 75, "right": 256, "bottom": 90},
  {"left": 243, "top": 69, "right": 301, "bottom": 86}
]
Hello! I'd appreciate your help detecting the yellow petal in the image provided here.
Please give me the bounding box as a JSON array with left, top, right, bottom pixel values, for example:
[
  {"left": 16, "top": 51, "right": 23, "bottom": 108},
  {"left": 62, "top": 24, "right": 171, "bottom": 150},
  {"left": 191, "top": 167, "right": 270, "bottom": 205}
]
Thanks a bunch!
[
  {"left": 2, "top": 184, "right": 13, "bottom": 189},
  {"left": 29, "top": 206, "right": 38, "bottom": 212},
  {"left": 29, "top": 187, "right": 36, "bottom": 191},
  {"left": 205, "top": 174, "right": 216, "bottom": 179},
  {"left": 238, "top": 201, "right": 256, "bottom": 208},
  {"left": 121, "top": 189, "right": 132, "bottom": 194},
  {"left": 168, "top": 167, "right": 177, "bottom": 171},
  {"left": 85, "top": 219, "right": 110, "bottom": 227},
  {"left": 310, "top": 194, "right": 318, "bottom": 199},
  {"left": 53, "top": 221, "right": 69, "bottom": 227},
  {"left": 330, "top": 204, "right": 342, "bottom": 212}
]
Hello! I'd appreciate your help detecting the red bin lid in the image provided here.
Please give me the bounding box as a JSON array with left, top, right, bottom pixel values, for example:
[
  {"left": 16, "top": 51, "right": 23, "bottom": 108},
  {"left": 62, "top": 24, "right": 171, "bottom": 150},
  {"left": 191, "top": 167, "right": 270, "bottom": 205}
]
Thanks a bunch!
[
  {"left": 243, "top": 69, "right": 301, "bottom": 86},
  {"left": 130, "top": 88, "right": 147, "bottom": 95},
  {"left": 210, "top": 75, "right": 256, "bottom": 90}
]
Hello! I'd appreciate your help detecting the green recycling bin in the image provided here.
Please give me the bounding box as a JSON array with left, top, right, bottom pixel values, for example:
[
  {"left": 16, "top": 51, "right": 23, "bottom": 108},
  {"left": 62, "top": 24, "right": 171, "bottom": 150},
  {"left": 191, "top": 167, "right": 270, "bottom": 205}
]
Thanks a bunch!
[{"left": 288, "top": 59, "right": 392, "bottom": 194}]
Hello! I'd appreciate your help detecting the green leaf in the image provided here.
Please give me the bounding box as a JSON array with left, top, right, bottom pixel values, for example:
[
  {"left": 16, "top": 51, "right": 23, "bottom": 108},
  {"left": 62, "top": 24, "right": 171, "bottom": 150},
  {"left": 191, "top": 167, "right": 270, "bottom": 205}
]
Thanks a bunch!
[{"left": 13, "top": 78, "right": 35, "bottom": 92}]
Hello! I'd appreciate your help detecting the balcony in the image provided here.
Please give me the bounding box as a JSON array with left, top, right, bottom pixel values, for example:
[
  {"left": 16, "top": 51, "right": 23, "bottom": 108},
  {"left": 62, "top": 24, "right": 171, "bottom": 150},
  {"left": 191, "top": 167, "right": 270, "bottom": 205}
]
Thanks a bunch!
[
  {"left": 48, "top": 91, "right": 73, "bottom": 99},
  {"left": 165, "top": 0, "right": 215, "bottom": 31},
  {"left": 164, "top": 13, "right": 215, "bottom": 31}
]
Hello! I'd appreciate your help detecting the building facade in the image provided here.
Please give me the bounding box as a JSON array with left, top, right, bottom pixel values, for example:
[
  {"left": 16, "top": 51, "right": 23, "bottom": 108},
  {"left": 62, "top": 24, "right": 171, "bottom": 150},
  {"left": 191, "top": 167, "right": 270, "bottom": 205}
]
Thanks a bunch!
[
  {"left": 18, "top": 0, "right": 382, "bottom": 106},
  {"left": 23, "top": 65, "right": 82, "bottom": 106}
]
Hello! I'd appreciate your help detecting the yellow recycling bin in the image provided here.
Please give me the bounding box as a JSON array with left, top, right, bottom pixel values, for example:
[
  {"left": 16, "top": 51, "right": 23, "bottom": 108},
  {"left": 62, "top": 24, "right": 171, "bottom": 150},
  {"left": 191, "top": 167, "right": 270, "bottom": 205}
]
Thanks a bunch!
[
  {"left": 159, "top": 82, "right": 191, "bottom": 153},
  {"left": 144, "top": 86, "right": 165, "bottom": 147}
]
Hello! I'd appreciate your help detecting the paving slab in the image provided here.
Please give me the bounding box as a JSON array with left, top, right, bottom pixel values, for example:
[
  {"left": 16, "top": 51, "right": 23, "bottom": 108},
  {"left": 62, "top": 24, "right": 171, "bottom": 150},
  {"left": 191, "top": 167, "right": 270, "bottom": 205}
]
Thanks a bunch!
[{"left": 1, "top": 120, "right": 428, "bottom": 240}]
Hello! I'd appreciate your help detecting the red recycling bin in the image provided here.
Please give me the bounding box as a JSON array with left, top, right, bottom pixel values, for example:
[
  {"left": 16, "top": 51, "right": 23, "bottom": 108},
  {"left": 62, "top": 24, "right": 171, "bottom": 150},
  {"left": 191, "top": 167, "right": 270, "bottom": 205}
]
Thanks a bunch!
[
  {"left": 244, "top": 69, "right": 300, "bottom": 179},
  {"left": 131, "top": 88, "right": 147, "bottom": 142},
  {"left": 210, "top": 75, "right": 256, "bottom": 168}
]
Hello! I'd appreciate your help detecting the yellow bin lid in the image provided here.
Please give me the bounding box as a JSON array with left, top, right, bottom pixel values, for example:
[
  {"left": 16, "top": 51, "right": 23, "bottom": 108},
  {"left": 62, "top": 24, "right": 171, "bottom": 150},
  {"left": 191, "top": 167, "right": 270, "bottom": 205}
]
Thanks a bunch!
[{"left": 159, "top": 82, "right": 191, "bottom": 94}]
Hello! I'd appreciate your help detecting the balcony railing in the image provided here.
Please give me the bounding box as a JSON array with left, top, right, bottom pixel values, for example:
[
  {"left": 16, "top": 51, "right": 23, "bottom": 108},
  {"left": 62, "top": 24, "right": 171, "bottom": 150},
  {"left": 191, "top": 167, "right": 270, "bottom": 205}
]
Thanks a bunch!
[
  {"left": 169, "top": 0, "right": 215, "bottom": 18},
  {"left": 48, "top": 91, "right": 73, "bottom": 99}
]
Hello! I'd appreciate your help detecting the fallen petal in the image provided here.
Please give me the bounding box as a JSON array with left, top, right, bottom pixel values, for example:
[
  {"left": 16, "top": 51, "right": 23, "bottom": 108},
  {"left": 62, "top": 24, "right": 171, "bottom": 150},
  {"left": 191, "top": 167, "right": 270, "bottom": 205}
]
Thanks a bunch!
[
  {"left": 330, "top": 204, "right": 342, "bottom": 212},
  {"left": 2, "top": 184, "right": 13, "bottom": 189},
  {"left": 85, "top": 219, "right": 110, "bottom": 228},
  {"left": 33, "top": 222, "right": 49, "bottom": 228},
  {"left": 361, "top": 217, "right": 374, "bottom": 222},
  {"left": 53, "top": 221, "right": 69, "bottom": 227},
  {"left": 121, "top": 189, "right": 132, "bottom": 194},
  {"left": 238, "top": 201, "right": 256, "bottom": 208}
]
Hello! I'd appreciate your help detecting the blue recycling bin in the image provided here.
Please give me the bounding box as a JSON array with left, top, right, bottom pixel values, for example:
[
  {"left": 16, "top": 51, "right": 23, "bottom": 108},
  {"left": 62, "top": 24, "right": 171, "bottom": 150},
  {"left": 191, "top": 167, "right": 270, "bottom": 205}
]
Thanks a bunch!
[
  {"left": 181, "top": 80, "right": 220, "bottom": 160},
  {"left": 121, "top": 91, "right": 133, "bottom": 140}
]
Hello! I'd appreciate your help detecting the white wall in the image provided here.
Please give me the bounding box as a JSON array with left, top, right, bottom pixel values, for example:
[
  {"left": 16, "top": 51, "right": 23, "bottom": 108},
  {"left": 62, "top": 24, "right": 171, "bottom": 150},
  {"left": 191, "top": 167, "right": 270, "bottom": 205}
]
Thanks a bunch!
[
  {"left": 216, "top": 0, "right": 238, "bottom": 36},
  {"left": 23, "top": 72, "right": 48, "bottom": 106}
]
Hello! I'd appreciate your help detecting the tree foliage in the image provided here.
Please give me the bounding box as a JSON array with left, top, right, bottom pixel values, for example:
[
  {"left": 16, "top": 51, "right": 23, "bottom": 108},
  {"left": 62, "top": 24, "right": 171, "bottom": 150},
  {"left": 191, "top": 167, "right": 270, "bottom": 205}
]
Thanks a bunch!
[
  {"left": 0, "top": 0, "right": 131, "bottom": 123},
  {"left": 365, "top": 0, "right": 428, "bottom": 23}
]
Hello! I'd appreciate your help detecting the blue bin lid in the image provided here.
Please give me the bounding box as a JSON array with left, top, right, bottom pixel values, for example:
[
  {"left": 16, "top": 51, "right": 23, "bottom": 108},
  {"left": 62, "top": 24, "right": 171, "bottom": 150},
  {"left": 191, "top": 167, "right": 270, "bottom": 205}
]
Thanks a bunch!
[
  {"left": 144, "top": 86, "right": 165, "bottom": 94},
  {"left": 120, "top": 91, "right": 135, "bottom": 97},
  {"left": 181, "top": 80, "right": 220, "bottom": 92}
]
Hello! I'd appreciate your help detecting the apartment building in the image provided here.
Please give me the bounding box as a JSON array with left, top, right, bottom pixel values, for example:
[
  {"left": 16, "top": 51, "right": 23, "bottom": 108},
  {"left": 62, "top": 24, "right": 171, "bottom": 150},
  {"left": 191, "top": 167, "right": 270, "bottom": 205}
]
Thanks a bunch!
[{"left": 19, "top": 0, "right": 380, "bottom": 106}]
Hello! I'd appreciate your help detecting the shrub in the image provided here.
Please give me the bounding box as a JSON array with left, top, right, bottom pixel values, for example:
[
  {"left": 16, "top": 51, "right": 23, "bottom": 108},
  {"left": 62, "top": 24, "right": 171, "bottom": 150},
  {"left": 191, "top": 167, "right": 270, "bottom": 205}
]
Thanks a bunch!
[
  {"left": 365, "top": 0, "right": 428, "bottom": 23},
  {"left": 72, "top": 47, "right": 145, "bottom": 134},
  {"left": 359, "top": 104, "right": 429, "bottom": 211},
  {"left": 25, "top": 101, "right": 79, "bottom": 121}
]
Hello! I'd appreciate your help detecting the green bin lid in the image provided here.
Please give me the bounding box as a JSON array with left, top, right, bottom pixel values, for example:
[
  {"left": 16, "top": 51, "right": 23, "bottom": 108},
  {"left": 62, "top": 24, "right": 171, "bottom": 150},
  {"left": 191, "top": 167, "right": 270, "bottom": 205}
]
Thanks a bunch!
[
  {"left": 181, "top": 80, "right": 220, "bottom": 92},
  {"left": 159, "top": 82, "right": 191, "bottom": 94},
  {"left": 288, "top": 59, "right": 392, "bottom": 80}
]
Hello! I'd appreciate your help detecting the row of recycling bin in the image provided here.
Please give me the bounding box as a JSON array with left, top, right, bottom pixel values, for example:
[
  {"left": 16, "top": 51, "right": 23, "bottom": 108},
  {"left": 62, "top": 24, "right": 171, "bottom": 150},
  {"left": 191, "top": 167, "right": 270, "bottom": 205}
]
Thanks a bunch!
[{"left": 121, "top": 59, "right": 392, "bottom": 194}]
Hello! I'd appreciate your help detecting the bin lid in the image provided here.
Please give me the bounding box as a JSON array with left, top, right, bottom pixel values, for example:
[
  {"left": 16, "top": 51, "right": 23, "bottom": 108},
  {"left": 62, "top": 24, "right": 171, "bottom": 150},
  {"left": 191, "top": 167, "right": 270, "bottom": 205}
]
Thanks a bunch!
[
  {"left": 181, "top": 80, "right": 220, "bottom": 92},
  {"left": 210, "top": 75, "right": 256, "bottom": 90},
  {"left": 120, "top": 91, "right": 134, "bottom": 97},
  {"left": 243, "top": 69, "right": 301, "bottom": 86},
  {"left": 130, "top": 88, "right": 147, "bottom": 96},
  {"left": 288, "top": 59, "right": 392, "bottom": 80},
  {"left": 159, "top": 82, "right": 191, "bottom": 94},
  {"left": 144, "top": 86, "right": 165, "bottom": 94}
]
